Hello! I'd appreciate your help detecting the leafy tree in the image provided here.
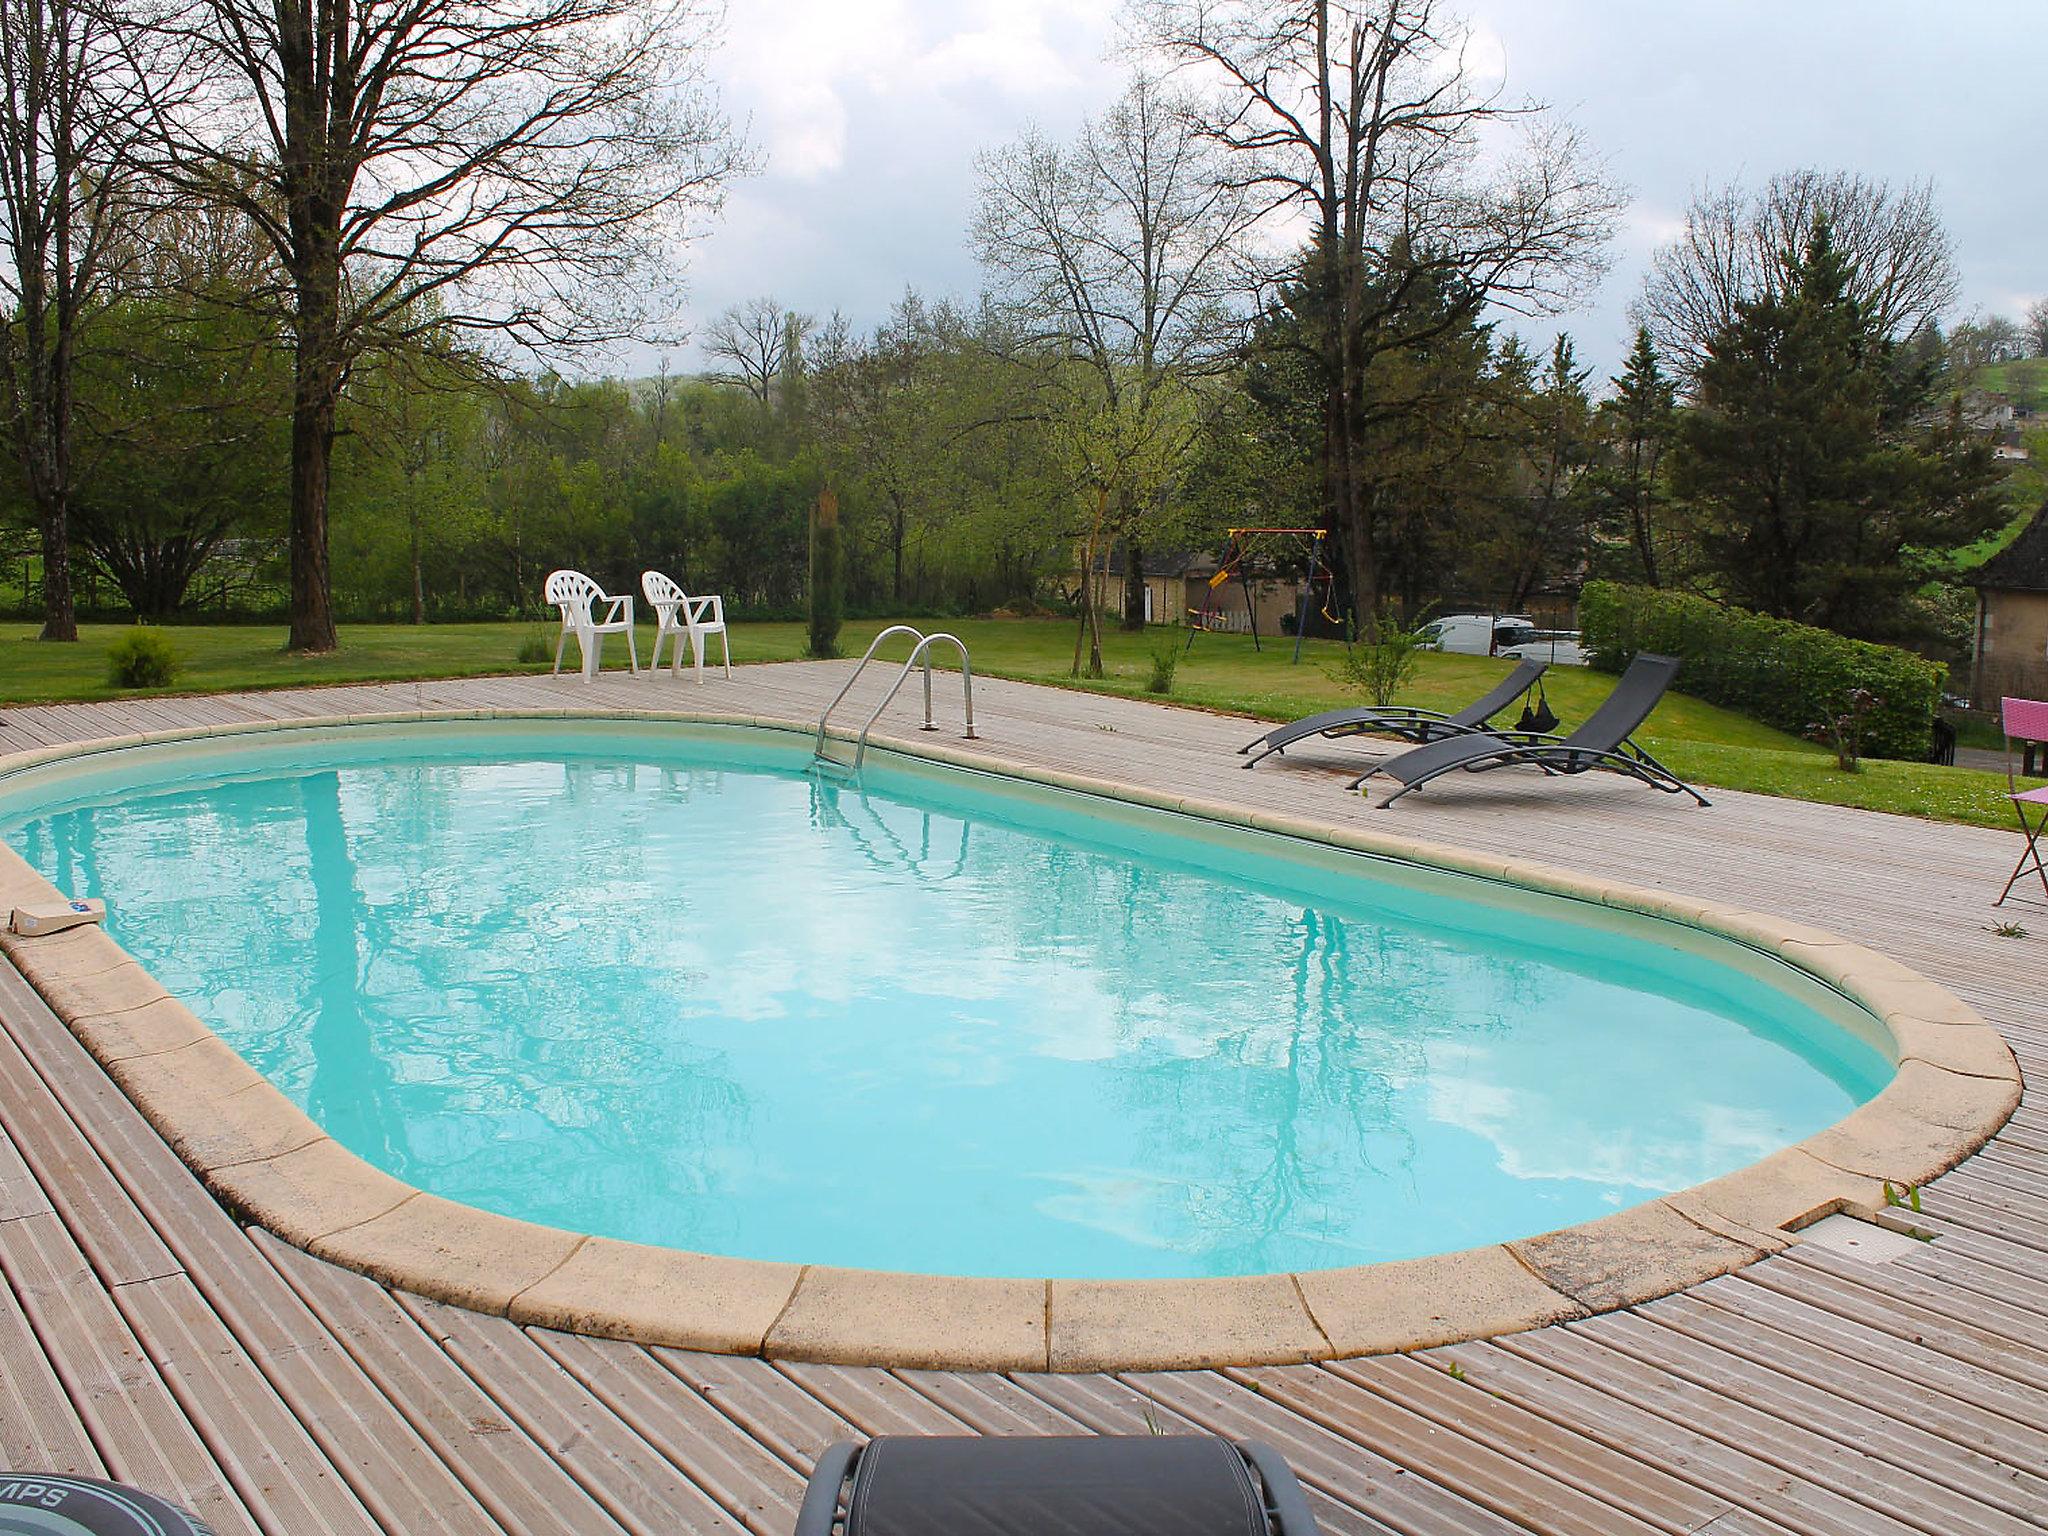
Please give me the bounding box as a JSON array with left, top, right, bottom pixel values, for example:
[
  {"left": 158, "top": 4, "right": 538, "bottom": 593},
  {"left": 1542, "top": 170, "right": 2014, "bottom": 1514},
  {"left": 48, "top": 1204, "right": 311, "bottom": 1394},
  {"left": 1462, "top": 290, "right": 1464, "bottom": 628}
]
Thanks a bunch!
[
  {"left": 140, "top": 0, "right": 746, "bottom": 651},
  {"left": 65, "top": 288, "right": 288, "bottom": 619},
  {"left": 332, "top": 342, "right": 489, "bottom": 622},
  {"left": 0, "top": 0, "right": 153, "bottom": 638},
  {"left": 975, "top": 72, "right": 1255, "bottom": 671},
  {"left": 810, "top": 292, "right": 967, "bottom": 607},
  {"left": 1670, "top": 220, "right": 2004, "bottom": 640},
  {"left": 1133, "top": 0, "right": 1620, "bottom": 620},
  {"left": 1243, "top": 236, "right": 1501, "bottom": 619}
]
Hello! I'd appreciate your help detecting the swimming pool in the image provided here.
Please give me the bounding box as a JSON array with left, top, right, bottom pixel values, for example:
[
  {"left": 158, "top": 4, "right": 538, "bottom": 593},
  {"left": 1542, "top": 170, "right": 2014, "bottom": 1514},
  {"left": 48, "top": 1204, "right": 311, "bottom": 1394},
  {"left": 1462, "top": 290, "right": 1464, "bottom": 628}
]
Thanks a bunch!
[{"left": 0, "top": 719, "right": 1893, "bottom": 1282}]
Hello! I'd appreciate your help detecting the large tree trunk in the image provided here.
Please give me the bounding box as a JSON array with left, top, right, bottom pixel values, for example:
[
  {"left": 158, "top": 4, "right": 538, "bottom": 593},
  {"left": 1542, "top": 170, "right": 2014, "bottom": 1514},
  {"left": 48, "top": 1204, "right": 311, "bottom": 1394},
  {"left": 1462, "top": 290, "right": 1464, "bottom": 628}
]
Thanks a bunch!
[
  {"left": 288, "top": 367, "right": 339, "bottom": 651},
  {"left": 1121, "top": 535, "right": 1147, "bottom": 629},
  {"left": 35, "top": 488, "right": 76, "bottom": 639},
  {"left": 22, "top": 266, "right": 78, "bottom": 640},
  {"left": 286, "top": 245, "right": 341, "bottom": 650},
  {"left": 1328, "top": 362, "right": 1375, "bottom": 629}
]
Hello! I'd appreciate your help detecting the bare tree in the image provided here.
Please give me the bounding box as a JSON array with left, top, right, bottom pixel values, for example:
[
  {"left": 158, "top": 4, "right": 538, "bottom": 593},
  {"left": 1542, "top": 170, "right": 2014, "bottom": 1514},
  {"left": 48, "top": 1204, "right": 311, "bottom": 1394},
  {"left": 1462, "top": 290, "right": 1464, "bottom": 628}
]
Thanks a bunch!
[
  {"left": 2025, "top": 297, "right": 2048, "bottom": 360},
  {"left": 1638, "top": 171, "right": 1959, "bottom": 381},
  {"left": 135, "top": 0, "right": 746, "bottom": 651},
  {"left": 1129, "top": 0, "right": 1621, "bottom": 621},
  {"left": 0, "top": 0, "right": 152, "bottom": 639},
  {"left": 976, "top": 72, "right": 1257, "bottom": 671},
  {"left": 1947, "top": 313, "right": 2029, "bottom": 373},
  {"left": 703, "top": 296, "right": 811, "bottom": 403}
]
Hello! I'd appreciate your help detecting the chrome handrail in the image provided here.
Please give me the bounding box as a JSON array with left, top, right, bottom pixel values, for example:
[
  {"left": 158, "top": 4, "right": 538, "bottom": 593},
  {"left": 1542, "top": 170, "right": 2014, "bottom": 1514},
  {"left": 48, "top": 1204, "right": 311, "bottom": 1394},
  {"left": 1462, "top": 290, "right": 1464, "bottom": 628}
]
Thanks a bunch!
[{"left": 812, "top": 625, "right": 976, "bottom": 771}]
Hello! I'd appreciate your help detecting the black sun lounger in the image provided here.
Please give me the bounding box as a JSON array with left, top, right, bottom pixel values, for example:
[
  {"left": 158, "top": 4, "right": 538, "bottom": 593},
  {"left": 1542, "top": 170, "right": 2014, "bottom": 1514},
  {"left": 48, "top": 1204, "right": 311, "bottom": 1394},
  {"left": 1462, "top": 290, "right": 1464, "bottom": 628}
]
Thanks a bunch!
[
  {"left": 793, "top": 1435, "right": 1320, "bottom": 1536},
  {"left": 1240, "top": 657, "right": 1548, "bottom": 769},
  {"left": 1360, "top": 651, "right": 1710, "bottom": 808}
]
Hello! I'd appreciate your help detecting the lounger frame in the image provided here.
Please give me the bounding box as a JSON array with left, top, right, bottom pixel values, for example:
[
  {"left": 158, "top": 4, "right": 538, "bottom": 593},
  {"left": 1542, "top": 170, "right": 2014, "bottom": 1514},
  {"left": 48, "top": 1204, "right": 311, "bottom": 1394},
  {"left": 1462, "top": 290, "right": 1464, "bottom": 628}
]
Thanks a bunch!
[
  {"left": 1361, "top": 652, "right": 1710, "bottom": 808},
  {"left": 1240, "top": 659, "right": 1547, "bottom": 769}
]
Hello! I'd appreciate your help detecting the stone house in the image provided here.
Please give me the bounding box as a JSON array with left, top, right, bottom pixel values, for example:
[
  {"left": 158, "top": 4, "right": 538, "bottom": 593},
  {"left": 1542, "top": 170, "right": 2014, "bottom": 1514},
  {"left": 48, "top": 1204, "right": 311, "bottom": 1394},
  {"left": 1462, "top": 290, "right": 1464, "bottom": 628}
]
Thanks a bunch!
[{"left": 1970, "top": 500, "right": 2048, "bottom": 707}]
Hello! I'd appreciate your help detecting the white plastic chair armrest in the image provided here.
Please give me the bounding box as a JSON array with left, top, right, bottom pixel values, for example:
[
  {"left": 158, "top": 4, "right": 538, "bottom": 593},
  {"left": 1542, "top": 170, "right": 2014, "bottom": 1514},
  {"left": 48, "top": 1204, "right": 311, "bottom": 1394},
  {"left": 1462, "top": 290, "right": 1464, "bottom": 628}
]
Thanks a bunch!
[
  {"left": 688, "top": 594, "right": 725, "bottom": 627},
  {"left": 598, "top": 594, "right": 632, "bottom": 625}
]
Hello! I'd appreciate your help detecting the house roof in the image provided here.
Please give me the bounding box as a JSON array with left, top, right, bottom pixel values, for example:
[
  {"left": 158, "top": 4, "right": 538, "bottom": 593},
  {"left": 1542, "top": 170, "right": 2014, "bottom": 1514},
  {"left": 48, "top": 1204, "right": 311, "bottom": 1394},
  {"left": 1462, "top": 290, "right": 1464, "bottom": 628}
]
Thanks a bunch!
[{"left": 1973, "top": 499, "right": 2048, "bottom": 593}]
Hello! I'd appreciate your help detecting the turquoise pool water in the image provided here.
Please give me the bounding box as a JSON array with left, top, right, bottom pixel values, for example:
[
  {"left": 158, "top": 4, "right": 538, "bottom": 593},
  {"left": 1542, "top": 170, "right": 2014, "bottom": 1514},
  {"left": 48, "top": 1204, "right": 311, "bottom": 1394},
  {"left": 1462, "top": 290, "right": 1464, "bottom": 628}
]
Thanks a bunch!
[{"left": 0, "top": 722, "right": 1890, "bottom": 1279}]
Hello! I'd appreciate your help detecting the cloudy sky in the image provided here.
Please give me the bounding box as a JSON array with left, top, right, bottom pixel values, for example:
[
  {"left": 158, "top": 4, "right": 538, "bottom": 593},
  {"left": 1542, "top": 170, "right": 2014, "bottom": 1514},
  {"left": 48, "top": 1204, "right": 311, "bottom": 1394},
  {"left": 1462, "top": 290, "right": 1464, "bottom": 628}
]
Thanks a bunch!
[{"left": 653, "top": 0, "right": 2045, "bottom": 386}]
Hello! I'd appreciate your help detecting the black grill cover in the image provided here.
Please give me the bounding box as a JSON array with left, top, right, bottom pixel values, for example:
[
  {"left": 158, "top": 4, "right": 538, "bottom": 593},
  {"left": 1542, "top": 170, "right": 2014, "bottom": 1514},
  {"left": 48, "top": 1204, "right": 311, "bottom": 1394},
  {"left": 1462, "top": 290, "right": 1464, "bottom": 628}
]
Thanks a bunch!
[{"left": 842, "top": 1435, "right": 1270, "bottom": 1536}]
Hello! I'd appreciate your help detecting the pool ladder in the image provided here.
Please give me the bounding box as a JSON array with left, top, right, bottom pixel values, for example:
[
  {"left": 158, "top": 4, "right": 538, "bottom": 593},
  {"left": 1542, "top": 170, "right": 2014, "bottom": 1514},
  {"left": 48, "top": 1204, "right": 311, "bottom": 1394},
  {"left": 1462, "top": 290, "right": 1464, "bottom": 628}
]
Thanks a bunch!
[{"left": 812, "top": 625, "right": 977, "bottom": 775}]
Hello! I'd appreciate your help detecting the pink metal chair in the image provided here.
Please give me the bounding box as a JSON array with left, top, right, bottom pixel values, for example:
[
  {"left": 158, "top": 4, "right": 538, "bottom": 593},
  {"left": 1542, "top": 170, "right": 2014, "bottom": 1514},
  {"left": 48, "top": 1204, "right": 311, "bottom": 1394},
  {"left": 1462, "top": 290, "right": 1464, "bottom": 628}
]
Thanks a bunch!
[{"left": 1997, "top": 696, "right": 2048, "bottom": 905}]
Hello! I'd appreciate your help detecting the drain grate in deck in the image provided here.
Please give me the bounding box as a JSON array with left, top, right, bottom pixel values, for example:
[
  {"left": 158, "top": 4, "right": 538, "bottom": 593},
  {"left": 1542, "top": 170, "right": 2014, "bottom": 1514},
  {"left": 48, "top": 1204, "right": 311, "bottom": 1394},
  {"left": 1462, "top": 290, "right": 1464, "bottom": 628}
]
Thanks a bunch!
[{"left": 1793, "top": 1212, "right": 1931, "bottom": 1263}]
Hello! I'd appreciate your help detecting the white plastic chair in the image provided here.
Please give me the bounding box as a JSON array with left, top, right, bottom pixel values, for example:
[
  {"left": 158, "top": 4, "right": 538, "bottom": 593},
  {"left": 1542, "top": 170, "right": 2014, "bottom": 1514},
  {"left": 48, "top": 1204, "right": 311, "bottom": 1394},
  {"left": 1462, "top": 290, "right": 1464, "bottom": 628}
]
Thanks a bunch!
[
  {"left": 545, "top": 569, "right": 638, "bottom": 679},
  {"left": 642, "top": 570, "right": 731, "bottom": 682}
]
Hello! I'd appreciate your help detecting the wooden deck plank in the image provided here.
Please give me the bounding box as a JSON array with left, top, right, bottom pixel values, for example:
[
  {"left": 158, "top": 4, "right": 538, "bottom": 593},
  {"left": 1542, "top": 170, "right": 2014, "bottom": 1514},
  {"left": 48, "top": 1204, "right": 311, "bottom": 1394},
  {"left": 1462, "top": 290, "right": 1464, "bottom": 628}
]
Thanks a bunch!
[
  {"left": 255, "top": 1230, "right": 635, "bottom": 1536},
  {"left": 772, "top": 1360, "right": 977, "bottom": 1437},
  {"left": 527, "top": 1328, "right": 809, "bottom": 1533},
  {"left": 400, "top": 1298, "right": 751, "bottom": 1536},
  {"left": 0, "top": 1212, "right": 247, "bottom": 1535},
  {"left": 1501, "top": 1324, "right": 2009, "bottom": 1536},
  {"left": 1585, "top": 1304, "right": 2044, "bottom": 1530},
  {"left": 0, "top": 1121, "right": 52, "bottom": 1223},
  {"left": 1642, "top": 1289, "right": 2048, "bottom": 1517},
  {"left": 1758, "top": 1247, "right": 2048, "bottom": 1375},
  {"left": 655, "top": 1347, "right": 859, "bottom": 1466},
  {"left": 0, "top": 997, "right": 183, "bottom": 1287},
  {"left": 1435, "top": 1338, "right": 1913, "bottom": 1536},
  {"left": 1224, "top": 1361, "right": 1678, "bottom": 1536},
  {"left": 119, "top": 1274, "right": 382, "bottom": 1536},
  {"left": 1684, "top": 1276, "right": 2048, "bottom": 1457},
  {"left": 1320, "top": 1354, "right": 1740, "bottom": 1534},
  {"left": 0, "top": 1253, "right": 105, "bottom": 1476},
  {"left": 892, "top": 1369, "right": 1090, "bottom": 1435}
]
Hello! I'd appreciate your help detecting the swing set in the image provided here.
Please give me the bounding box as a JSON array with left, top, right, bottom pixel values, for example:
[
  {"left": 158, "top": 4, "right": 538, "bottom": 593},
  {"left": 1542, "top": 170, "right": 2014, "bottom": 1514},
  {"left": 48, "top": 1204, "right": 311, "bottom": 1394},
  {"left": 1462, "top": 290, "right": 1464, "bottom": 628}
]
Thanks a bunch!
[{"left": 1184, "top": 527, "right": 1340, "bottom": 663}]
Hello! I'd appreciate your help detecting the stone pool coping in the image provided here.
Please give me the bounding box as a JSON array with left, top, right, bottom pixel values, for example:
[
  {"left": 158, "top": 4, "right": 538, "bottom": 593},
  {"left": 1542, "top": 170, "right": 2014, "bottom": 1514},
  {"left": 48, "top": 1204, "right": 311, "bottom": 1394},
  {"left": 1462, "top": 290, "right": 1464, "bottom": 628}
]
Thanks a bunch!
[{"left": 0, "top": 705, "right": 2021, "bottom": 1372}]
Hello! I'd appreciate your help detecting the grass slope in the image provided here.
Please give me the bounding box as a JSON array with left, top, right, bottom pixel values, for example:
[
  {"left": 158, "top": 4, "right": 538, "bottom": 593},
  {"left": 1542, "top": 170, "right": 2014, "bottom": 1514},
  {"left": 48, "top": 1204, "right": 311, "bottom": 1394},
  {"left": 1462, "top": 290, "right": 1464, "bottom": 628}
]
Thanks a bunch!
[{"left": 2, "top": 616, "right": 2033, "bottom": 829}]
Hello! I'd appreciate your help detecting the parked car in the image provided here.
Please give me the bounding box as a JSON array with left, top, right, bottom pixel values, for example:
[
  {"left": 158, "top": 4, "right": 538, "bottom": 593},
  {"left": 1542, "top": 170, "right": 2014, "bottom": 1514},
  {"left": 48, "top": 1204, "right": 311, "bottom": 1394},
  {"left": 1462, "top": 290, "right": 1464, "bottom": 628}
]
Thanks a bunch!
[{"left": 1415, "top": 613, "right": 1587, "bottom": 665}]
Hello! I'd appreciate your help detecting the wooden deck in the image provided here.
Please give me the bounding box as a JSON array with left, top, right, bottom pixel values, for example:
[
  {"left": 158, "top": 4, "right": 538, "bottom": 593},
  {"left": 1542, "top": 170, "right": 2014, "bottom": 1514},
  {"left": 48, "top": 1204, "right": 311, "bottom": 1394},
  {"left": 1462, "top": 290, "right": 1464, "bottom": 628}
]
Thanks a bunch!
[{"left": 0, "top": 662, "right": 2042, "bottom": 1536}]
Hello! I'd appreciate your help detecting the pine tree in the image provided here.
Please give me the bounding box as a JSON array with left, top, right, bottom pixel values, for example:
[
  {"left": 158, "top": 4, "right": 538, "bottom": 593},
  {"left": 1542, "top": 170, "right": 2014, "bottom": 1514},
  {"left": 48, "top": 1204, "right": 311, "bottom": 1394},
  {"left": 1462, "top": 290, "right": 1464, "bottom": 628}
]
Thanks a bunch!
[
  {"left": 1596, "top": 328, "right": 1676, "bottom": 586},
  {"left": 1669, "top": 219, "right": 2003, "bottom": 639}
]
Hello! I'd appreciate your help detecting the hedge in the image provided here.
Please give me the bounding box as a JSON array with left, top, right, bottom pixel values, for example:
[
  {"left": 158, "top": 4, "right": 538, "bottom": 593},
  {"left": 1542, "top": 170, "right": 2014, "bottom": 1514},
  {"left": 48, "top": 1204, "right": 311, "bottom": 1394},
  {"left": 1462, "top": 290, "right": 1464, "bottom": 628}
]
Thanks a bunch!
[{"left": 1577, "top": 582, "right": 1944, "bottom": 761}]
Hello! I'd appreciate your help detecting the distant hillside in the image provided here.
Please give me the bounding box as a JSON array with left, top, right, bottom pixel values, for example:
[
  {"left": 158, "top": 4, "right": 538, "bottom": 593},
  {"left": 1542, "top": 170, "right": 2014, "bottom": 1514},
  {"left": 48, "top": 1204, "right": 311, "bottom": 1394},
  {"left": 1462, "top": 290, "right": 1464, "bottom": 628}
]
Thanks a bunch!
[
  {"left": 1972, "top": 357, "right": 2048, "bottom": 413},
  {"left": 1953, "top": 359, "right": 2048, "bottom": 571}
]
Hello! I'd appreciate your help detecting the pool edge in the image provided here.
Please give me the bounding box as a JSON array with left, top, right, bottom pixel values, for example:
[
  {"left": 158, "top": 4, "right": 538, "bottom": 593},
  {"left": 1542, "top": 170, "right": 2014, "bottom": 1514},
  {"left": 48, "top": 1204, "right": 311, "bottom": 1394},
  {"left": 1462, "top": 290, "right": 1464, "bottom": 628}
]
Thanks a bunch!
[{"left": 0, "top": 704, "right": 2021, "bottom": 1373}]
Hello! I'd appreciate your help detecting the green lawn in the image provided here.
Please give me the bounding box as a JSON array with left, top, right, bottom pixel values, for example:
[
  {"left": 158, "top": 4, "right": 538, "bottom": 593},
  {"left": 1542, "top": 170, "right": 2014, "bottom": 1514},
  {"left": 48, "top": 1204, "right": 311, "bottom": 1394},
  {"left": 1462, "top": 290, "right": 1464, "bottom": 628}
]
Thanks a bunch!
[{"left": 2, "top": 617, "right": 2034, "bottom": 829}]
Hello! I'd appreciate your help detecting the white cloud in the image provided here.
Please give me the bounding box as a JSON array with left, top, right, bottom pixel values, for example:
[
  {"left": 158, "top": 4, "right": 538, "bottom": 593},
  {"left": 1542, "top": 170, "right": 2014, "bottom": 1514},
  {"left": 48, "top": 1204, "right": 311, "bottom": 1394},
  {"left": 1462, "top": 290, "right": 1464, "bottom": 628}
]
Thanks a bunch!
[
  {"left": 722, "top": 0, "right": 1113, "bottom": 182},
  {"left": 722, "top": 0, "right": 920, "bottom": 179}
]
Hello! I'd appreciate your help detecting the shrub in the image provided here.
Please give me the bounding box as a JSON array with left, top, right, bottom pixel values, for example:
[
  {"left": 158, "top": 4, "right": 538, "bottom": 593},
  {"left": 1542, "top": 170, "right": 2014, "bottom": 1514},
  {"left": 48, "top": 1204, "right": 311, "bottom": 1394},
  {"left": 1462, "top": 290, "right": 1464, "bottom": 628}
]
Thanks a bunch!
[
  {"left": 1807, "top": 686, "right": 1884, "bottom": 772},
  {"left": 1145, "top": 635, "right": 1180, "bottom": 694},
  {"left": 105, "top": 628, "right": 181, "bottom": 689},
  {"left": 1329, "top": 609, "right": 1425, "bottom": 707},
  {"left": 515, "top": 630, "right": 552, "bottom": 666},
  {"left": 1578, "top": 582, "right": 1942, "bottom": 759}
]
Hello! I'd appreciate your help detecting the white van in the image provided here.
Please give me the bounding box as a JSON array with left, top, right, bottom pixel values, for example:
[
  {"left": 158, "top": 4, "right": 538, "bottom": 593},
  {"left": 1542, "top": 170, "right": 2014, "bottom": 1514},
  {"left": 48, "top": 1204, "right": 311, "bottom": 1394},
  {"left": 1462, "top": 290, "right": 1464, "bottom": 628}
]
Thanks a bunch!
[{"left": 1417, "top": 613, "right": 1586, "bottom": 666}]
